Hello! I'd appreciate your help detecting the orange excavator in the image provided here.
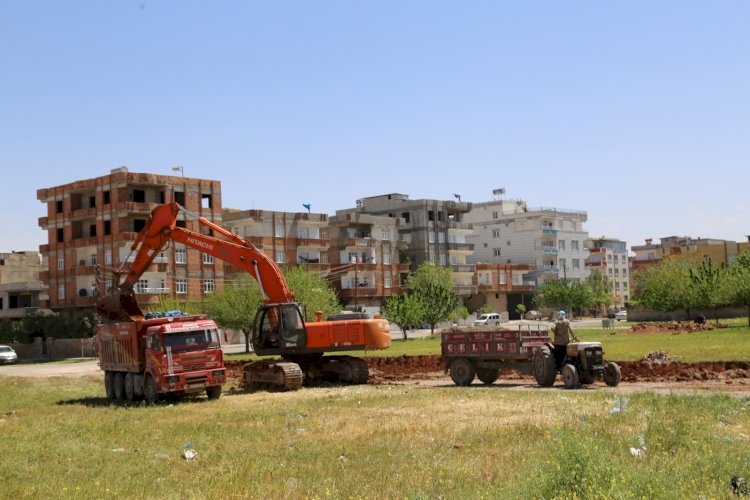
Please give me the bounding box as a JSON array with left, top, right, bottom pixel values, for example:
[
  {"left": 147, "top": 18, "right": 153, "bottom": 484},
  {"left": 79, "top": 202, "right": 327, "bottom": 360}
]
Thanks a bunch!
[{"left": 96, "top": 202, "right": 391, "bottom": 390}]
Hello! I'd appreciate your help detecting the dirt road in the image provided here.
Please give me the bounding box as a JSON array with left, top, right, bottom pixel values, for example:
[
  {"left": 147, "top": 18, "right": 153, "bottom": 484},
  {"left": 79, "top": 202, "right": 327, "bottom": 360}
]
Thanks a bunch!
[{"left": 0, "top": 359, "right": 101, "bottom": 378}]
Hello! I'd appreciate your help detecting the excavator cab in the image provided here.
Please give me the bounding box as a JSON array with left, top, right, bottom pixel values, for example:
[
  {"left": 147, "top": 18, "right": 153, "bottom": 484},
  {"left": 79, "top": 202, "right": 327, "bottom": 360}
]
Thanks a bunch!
[{"left": 253, "top": 302, "right": 307, "bottom": 353}]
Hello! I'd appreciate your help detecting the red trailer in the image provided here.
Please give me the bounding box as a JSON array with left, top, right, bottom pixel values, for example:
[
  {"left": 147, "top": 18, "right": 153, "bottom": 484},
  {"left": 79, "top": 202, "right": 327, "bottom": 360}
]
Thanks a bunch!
[
  {"left": 96, "top": 314, "right": 226, "bottom": 402},
  {"left": 442, "top": 326, "right": 549, "bottom": 386}
]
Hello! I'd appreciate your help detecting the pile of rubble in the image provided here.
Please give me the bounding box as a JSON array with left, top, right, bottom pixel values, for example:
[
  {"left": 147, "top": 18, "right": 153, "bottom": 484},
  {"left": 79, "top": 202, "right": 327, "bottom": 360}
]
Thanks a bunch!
[
  {"left": 630, "top": 321, "right": 724, "bottom": 334},
  {"left": 638, "top": 350, "right": 678, "bottom": 368}
]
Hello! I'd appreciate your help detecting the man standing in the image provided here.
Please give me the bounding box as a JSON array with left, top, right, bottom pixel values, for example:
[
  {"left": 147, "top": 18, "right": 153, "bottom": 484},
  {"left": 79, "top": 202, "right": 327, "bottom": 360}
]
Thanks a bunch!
[{"left": 552, "top": 310, "right": 578, "bottom": 368}]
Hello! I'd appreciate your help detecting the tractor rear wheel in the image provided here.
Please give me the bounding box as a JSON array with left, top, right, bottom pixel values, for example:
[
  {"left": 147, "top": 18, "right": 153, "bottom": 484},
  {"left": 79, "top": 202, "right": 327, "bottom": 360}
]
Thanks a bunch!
[
  {"left": 604, "top": 362, "right": 622, "bottom": 387},
  {"left": 477, "top": 367, "right": 500, "bottom": 385},
  {"left": 450, "top": 358, "right": 476, "bottom": 386},
  {"left": 562, "top": 364, "right": 580, "bottom": 389},
  {"left": 534, "top": 346, "right": 556, "bottom": 387}
]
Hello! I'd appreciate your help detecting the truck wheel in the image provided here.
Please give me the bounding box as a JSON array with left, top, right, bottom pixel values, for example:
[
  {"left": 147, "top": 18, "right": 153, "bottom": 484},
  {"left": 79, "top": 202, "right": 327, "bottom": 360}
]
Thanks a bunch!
[
  {"left": 562, "top": 364, "right": 579, "bottom": 389},
  {"left": 144, "top": 375, "right": 159, "bottom": 404},
  {"left": 206, "top": 385, "right": 222, "bottom": 400},
  {"left": 113, "top": 372, "right": 125, "bottom": 400},
  {"left": 124, "top": 373, "right": 136, "bottom": 401},
  {"left": 533, "top": 346, "right": 556, "bottom": 387},
  {"left": 604, "top": 362, "right": 622, "bottom": 387},
  {"left": 450, "top": 358, "right": 476, "bottom": 386},
  {"left": 477, "top": 367, "right": 500, "bottom": 385},
  {"left": 104, "top": 371, "right": 115, "bottom": 399}
]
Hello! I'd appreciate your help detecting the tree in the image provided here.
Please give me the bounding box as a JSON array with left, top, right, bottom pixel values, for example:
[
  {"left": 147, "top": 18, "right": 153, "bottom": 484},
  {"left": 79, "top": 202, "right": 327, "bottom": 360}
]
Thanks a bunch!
[
  {"left": 477, "top": 304, "right": 494, "bottom": 315},
  {"left": 728, "top": 251, "right": 750, "bottom": 327},
  {"left": 689, "top": 259, "right": 730, "bottom": 324},
  {"left": 381, "top": 293, "right": 424, "bottom": 339},
  {"left": 533, "top": 279, "right": 592, "bottom": 317},
  {"left": 203, "top": 276, "right": 262, "bottom": 353},
  {"left": 283, "top": 266, "right": 341, "bottom": 322},
  {"left": 515, "top": 303, "right": 527, "bottom": 319},
  {"left": 407, "top": 262, "right": 458, "bottom": 335},
  {"left": 585, "top": 270, "right": 613, "bottom": 316},
  {"left": 634, "top": 258, "right": 700, "bottom": 319},
  {"left": 458, "top": 306, "right": 469, "bottom": 325}
]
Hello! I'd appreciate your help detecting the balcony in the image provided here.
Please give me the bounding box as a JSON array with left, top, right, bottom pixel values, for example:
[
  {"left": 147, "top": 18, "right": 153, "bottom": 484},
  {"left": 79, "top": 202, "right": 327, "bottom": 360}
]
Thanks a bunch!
[
  {"left": 451, "top": 264, "right": 475, "bottom": 273},
  {"left": 445, "top": 221, "right": 473, "bottom": 231},
  {"left": 294, "top": 213, "right": 328, "bottom": 223},
  {"left": 454, "top": 285, "right": 477, "bottom": 296},
  {"left": 294, "top": 238, "right": 330, "bottom": 248},
  {"left": 70, "top": 207, "right": 99, "bottom": 221},
  {"left": 543, "top": 267, "right": 559, "bottom": 275},
  {"left": 123, "top": 201, "right": 158, "bottom": 214},
  {"left": 542, "top": 228, "right": 557, "bottom": 236},
  {"left": 542, "top": 247, "right": 558, "bottom": 255},
  {"left": 446, "top": 243, "right": 474, "bottom": 252}
]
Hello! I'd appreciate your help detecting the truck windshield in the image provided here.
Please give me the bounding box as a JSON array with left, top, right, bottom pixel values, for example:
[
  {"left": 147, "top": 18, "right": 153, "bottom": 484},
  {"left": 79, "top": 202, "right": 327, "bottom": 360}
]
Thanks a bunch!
[{"left": 163, "top": 329, "right": 221, "bottom": 352}]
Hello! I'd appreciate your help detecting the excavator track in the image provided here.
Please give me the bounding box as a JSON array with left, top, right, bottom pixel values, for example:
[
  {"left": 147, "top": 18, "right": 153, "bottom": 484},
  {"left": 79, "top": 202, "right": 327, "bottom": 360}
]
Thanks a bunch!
[
  {"left": 243, "top": 360, "right": 304, "bottom": 391},
  {"left": 296, "top": 356, "right": 370, "bottom": 385}
]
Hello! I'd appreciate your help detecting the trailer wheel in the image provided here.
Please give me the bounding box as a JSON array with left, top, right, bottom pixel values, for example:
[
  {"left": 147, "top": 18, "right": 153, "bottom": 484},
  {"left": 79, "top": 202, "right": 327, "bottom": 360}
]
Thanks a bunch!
[
  {"left": 533, "top": 346, "right": 556, "bottom": 387},
  {"left": 113, "top": 372, "right": 125, "bottom": 400},
  {"left": 124, "top": 373, "right": 136, "bottom": 401},
  {"left": 206, "top": 385, "right": 222, "bottom": 400},
  {"left": 477, "top": 367, "right": 500, "bottom": 385},
  {"left": 144, "top": 375, "right": 159, "bottom": 404},
  {"left": 604, "top": 362, "right": 621, "bottom": 387},
  {"left": 104, "top": 371, "right": 115, "bottom": 400},
  {"left": 449, "top": 358, "right": 476, "bottom": 386},
  {"left": 562, "top": 364, "right": 579, "bottom": 389}
]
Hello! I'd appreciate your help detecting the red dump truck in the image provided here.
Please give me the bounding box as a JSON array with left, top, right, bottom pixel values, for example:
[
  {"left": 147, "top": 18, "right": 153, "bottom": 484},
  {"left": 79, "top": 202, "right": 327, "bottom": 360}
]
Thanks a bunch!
[{"left": 96, "top": 314, "right": 226, "bottom": 403}]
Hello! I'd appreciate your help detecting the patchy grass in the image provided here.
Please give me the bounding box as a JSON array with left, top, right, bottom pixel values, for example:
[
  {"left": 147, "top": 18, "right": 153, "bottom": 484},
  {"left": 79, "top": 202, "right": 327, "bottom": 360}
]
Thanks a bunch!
[{"left": 1, "top": 376, "right": 750, "bottom": 498}]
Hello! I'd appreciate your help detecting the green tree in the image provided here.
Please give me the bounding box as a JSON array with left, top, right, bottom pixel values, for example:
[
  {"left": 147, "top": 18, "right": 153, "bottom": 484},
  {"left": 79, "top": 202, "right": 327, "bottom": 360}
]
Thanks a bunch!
[
  {"left": 533, "top": 279, "right": 592, "bottom": 317},
  {"left": 407, "top": 262, "right": 458, "bottom": 335},
  {"left": 689, "top": 259, "right": 729, "bottom": 324},
  {"left": 585, "top": 270, "right": 613, "bottom": 316},
  {"left": 284, "top": 266, "right": 341, "bottom": 322},
  {"left": 515, "top": 303, "right": 527, "bottom": 318},
  {"left": 381, "top": 293, "right": 424, "bottom": 339},
  {"left": 477, "top": 304, "right": 494, "bottom": 315},
  {"left": 728, "top": 251, "right": 750, "bottom": 327},
  {"left": 203, "top": 276, "right": 262, "bottom": 353},
  {"left": 458, "top": 306, "right": 470, "bottom": 325},
  {"left": 634, "top": 258, "right": 700, "bottom": 319}
]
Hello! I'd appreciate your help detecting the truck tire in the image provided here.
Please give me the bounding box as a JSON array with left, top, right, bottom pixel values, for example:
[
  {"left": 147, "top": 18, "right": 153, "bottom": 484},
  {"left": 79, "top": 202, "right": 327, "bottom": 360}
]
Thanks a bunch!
[
  {"left": 206, "top": 385, "right": 222, "bottom": 400},
  {"left": 562, "top": 364, "right": 579, "bottom": 389},
  {"left": 104, "top": 371, "right": 115, "bottom": 400},
  {"left": 449, "top": 358, "right": 476, "bottom": 386},
  {"left": 124, "top": 373, "right": 136, "bottom": 401},
  {"left": 144, "top": 375, "right": 159, "bottom": 404},
  {"left": 477, "top": 367, "right": 500, "bottom": 385},
  {"left": 533, "top": 346, "right": 556, "bottom": 387},
  {"left": 113, "top": 372, "right": 125, "bottom": 400},
  {"left": 604, "top": 362, "right": 621, "bottom": 387}
]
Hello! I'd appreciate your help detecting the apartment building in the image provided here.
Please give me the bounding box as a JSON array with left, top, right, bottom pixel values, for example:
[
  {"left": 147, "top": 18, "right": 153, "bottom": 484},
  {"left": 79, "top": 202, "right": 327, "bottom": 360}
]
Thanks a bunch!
[
  {"left": 0, "top": 251, "right": 50, "bottom": 320},
  {"left": 631, "top": 236, "right": 749, "bottom": 274},
  {"left": 222, "top": 208, "right": 330, "bottom": 275},
  {"left": 337, "top": 194, "right": 476, "bottom": 296},
  {"left": 326, "top": 211, "right": 410, "bottom": 309},
  {"left": 585, "top": 237, "right": 630, "bottom": 308},
  {"left": 37, "top": 167, "right": 223, "bottom": 313},
  {"left": 468, "top": 262, "right": 536, "bottom": 318},
  {"left": 465, "top": 194, "right": 590, "bottom": 286}
]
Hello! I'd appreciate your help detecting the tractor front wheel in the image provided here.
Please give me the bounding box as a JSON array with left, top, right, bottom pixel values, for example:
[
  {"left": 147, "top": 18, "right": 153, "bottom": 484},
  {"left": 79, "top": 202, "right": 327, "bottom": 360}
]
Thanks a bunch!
[
  {"left": 604, "top": 362, "right": 622, "bottom": 387},
  {"left": 562, "top": 364, "right": 580, "bottom": 389}
]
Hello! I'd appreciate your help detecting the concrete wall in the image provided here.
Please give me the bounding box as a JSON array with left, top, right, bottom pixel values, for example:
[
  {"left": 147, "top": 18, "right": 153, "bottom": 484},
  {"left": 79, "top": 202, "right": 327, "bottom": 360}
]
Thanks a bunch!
[
  {"left": 628, "top": 307, "right": 748, "bottom": 322},
  {"left": 10, "top": 337, "right": 96, "bottom": 362}
]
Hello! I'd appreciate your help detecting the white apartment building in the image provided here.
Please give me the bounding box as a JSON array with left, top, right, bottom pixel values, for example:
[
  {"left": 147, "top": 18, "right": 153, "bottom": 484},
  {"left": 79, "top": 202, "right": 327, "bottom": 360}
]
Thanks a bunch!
[
  {"left": 465, "top": 195, "right": 590, "bottom": 286},
  {"left": 585, "top": 237, "right": 630, "bottom": 308}
]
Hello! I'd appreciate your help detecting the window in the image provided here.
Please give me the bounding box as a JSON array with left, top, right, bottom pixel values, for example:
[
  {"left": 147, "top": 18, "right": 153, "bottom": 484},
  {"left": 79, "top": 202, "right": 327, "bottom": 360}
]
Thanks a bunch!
[
  {"left": 57, "top": 228, "right": 64, "bottom": 242},
  {"left": 56, "top": 200, "right": 63, "bottom": 213},
  {"left": 558, "top": 240, "right": 566, "bottom": 250},
  {"left": 203, "top": 253, "right": 214, "bottom": 264},
  {"left": 380, "top": 228, "right": 391, "bottom": 241},
  {"left": 384, "top": 277, "right": 392, "bottom": 289},
  {"left": 90, "top": 254, "right": 97, "bottom": 266},
  {"left": 607, "top": 254, "right": 613, "bottom": 262},
  {"left": 103, "top": 191, "right": 110, "bottom": 204},
  {"left": 89, "top": 196, "right": 96, "bottom": 208},
  {"left": 58, "top": 284, "right": 65, "bottom": 300},
  {"left": 175, "top": 249, "right": 187, "bottom": 264},
  {"left": 175, "top": 278, "right": 187, "bottom": 294},
  {"left": 384, "top": 253, "right": 391, "bottom": 265},
  {"left": 493, "top": 248, "right": 501, "bottom": 257},
  {"left": 203, "top": 279, "right": 215, "bottom": 293},
  {"left": 89, "top": 224, "right": 97, "bottom": 237},
  {"left": 499, "top": 273, "right": 507, "bottom": 284},
  {"left": 104, "top": 220, "right": 111, "bottom": 235},
  {"left": 506, "top": 240, "right": 511, "bottom": 246},
  {"left": 105, "top": 250, "right": 112, "bottom": 265},
  {"left": 440, "top": 254, "right": 447, "bottom": 266},
  {"left": 57, "top": 257, "right": 64, "bottom": 270},
  {"left": 201, "top": 194, "right": 212, "bottom": 209},
  {"left": 135, "top": 280, "right": 148, "bottom": 294},
  {"left": 131, "top": 189, "right": 145, "bottom": 203},
  {"left": 428, "top": 210, "right": 434, "bottom": 221},
  {"left": 276, "top": 251, "right": 286, "bottom": 263},
  {"left": 614, "top": 269, "right": 619, "bottom": 277},
  {"left": 492, "top": 211, "right": 498, "bottom": 219},
  {"left": 174, "top": 191, "right": 185, "bottom": 205},
  {"left": 559, "top": 258, "right": 566, "bottom": 270},
  {"left": 275, "top": 224, "right": 285, "bottom": 237},
  {"left": 439, "top": 232, "right": 446, "bottom": 243},
  {"left": 571, "top": 240, "right": 579, "bottom": 251},
  {"left": 572, "top": 259, "right": 580, "bottom": 269},
  {"left": 492, "top": 229, "right": 500, "bottom": 238},
  {"left": 134, "top": 219, "right": 146, "bottom": 232},
  {"left": 428, "top": 231, "right": 435, "bottom": 243}
]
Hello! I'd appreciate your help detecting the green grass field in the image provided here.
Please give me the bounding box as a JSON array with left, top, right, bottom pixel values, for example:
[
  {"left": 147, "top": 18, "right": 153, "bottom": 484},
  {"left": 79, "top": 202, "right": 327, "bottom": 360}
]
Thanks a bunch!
[{"left": 1, "top": 376, "right": 750, "bottom": 498}]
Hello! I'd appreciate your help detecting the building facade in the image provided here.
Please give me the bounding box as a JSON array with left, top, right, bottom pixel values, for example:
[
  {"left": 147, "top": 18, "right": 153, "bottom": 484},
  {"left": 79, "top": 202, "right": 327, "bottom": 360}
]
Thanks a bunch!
[
  {"left": 37, "top": 167, "right": 223, "bottom": 313},
  {"left": 337, "top": 194, "right": 476, "bottom": 297},
  {"left": 0, "top": 251, "right": 49, "bottom": 320},
  {"left": 467, "top": 262, "right": 536, "bottom": 318},
  {"left": 585, "top": 237, "right": 630, "bottom": 308},
  {"left": 631, "top": 236, "right": 748, "bottom": 273},
  {"left": 465, "top": 195, "right": 590, "bottom": 286}
]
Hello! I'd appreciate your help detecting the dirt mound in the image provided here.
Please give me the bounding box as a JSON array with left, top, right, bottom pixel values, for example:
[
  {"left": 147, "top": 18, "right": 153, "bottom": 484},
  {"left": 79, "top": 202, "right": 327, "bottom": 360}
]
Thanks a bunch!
[
  {"left": 638, "top": 350, "right": 678, "bottom": 367},
  {"left": 629, "top": 321, "right": 725, "bottom": 335}
]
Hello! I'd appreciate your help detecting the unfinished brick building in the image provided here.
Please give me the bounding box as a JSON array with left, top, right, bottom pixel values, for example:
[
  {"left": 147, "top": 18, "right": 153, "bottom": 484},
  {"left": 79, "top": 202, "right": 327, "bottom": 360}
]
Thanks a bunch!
[{"left": 37, "top": 167, "right": 223, "bottom": 314}]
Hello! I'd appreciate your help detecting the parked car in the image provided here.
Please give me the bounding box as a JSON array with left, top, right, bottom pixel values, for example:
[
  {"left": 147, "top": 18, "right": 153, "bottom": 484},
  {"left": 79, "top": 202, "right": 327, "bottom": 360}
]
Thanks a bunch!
[
  {"left": 614, "top": 310, "right": 627, "bottom": 322},
  {"left": 525, "top": 310, "right": 543, "bottom": 320},
  {"left": 474, "top": 313, "right": 502, "bottom": 326},
  {"left": 0, "top": 345, "right": 18, "bottom": 364}
]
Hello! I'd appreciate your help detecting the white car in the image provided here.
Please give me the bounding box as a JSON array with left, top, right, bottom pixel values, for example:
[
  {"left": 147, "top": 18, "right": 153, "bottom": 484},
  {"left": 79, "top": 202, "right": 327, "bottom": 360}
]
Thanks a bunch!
[
  {"left": 614, "top": 310, "right": 627, "bottom": 322},
  {"left": 474, "top": 313, "right": 501, "bottom": 326},
  {"left": 0, "top": 345, "right": 18, "bottom": 364}
]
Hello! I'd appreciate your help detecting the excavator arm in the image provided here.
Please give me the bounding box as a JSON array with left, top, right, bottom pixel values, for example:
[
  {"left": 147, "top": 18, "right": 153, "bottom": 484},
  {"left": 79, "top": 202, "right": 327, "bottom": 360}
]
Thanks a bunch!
[{"left": 97, "top": 202, "right": 295, "bottom": 320}]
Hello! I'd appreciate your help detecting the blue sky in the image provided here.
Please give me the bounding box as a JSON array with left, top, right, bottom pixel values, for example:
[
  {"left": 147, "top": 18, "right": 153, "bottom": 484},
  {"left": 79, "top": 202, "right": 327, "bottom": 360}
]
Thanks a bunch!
[{"left": 2, "top": 1, "right": 748, "bottom": 253}]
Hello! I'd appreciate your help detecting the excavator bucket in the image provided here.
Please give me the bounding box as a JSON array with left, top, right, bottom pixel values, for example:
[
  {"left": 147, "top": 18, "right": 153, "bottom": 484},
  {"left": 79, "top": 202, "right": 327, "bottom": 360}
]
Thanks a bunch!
[{"left": 95, "top": 287, "right": 145, "bottom": 321}]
